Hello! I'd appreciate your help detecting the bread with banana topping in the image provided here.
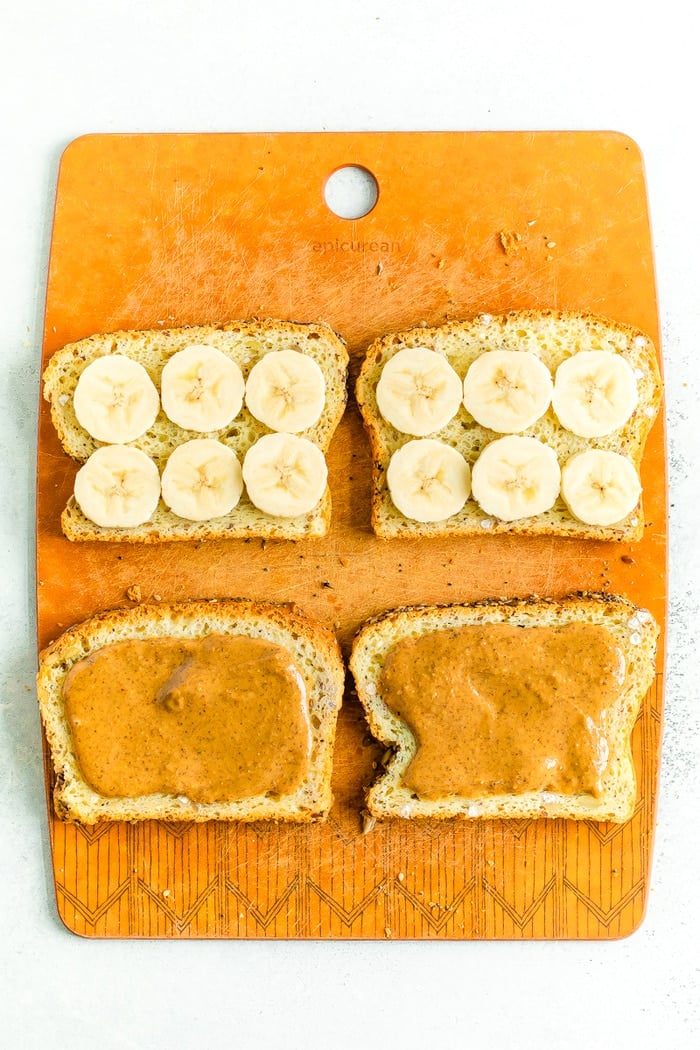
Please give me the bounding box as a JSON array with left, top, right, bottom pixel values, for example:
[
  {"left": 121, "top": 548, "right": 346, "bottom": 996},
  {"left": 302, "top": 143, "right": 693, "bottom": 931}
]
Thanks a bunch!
[
  {"left": 42, "top": 319, "right": 349, "bottom": 542},
  {"left": 355, "top": 310, "right": 662, "bottom": 541}
]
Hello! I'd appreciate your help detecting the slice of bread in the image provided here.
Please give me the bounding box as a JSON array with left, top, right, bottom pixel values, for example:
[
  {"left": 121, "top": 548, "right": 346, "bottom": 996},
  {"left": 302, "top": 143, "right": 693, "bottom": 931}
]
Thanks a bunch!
[
  {"left": 42, "top": 319, "right": 349, "bottom": 541},
  {"left": 37, "top": 598, "right": 345, "bottom": 824},
  {"left": 355, "top": 310, "right": 663, "bottom": 540},
  {"left": 349, "top": 593, "right": 659, "bottom": 822}
]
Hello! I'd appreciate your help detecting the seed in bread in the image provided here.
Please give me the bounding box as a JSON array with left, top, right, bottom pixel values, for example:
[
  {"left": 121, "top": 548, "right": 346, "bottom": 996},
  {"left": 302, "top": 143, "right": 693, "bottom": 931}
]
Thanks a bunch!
[
  {"left": 42, "top": 319, "right": 349, "bottom": 541},
  {"left": 36, "top": 599, "right": 345, "bottom": 824},
  {"left": 355, "top": 311, "right": 662, "bottom": 540},
  {"left": 349, "top": 593, "right": 659, "bottom": 823}
]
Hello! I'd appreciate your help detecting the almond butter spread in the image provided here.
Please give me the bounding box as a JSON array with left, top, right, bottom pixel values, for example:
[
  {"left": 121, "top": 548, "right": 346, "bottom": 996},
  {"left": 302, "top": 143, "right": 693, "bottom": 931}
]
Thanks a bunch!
[
  {"left": 62, "top": 634, "right": 311, "bottom": 802},
  {"left": 379, "top": 623, "right": 625, "bottom": 799}
]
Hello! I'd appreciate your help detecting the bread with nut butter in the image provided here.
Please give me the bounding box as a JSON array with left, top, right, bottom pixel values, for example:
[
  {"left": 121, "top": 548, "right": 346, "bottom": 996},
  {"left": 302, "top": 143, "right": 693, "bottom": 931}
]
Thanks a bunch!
[
  {"left": 355, "top": 310, "right": 662, "bottom": 540},
  {"left": 36, "top": 598, "right": 345, "bottom": 824},
  {"left": 42, "top": 319, "right": 349, "bottom": 541},
  {"left": 349, "top": 593, "right": 659, "bottom": 823}
]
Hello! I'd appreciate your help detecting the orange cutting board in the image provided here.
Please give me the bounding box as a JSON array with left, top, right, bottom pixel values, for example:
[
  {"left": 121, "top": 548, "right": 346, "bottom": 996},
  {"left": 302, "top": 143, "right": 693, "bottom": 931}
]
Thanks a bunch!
[{"left": 37, "top": 131, "right": 666, "bottom": 939}]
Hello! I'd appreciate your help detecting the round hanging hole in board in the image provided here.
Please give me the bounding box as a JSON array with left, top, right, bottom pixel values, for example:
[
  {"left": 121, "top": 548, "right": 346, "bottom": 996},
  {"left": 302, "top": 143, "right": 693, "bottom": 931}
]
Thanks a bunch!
[{"left": 323, "top": 165, "right": 379, "bottom": 219}]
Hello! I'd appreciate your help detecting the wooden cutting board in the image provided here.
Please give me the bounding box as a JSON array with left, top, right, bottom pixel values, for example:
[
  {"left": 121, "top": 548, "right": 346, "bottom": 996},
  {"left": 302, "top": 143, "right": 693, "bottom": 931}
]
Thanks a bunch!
[{"left": 37, "top": 131, "right": 666, "bottom": 939}]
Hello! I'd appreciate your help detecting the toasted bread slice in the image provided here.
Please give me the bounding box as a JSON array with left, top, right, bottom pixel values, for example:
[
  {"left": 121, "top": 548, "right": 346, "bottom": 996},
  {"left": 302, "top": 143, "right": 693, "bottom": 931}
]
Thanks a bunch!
[
  {"left": 355, "top": 311, "right": 662, "bottom": 540},
  {"left": 42, "top": 319, "right": 348, "bottom": 541},
  {"left": 349, "top": 593, "right": 659, "bottom": 822},
  {"left": 37, "top": 599, "right": 345, "bottom": 824}
]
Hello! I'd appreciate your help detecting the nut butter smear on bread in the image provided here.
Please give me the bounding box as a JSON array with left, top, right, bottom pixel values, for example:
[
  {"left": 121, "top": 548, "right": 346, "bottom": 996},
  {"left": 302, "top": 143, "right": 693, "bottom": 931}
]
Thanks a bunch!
[
  {"left": 37, "top": 599, "right": 345, "bottom": 824},
  {"left": 350, "top": 594, "right": 658, "bottom": 823}
]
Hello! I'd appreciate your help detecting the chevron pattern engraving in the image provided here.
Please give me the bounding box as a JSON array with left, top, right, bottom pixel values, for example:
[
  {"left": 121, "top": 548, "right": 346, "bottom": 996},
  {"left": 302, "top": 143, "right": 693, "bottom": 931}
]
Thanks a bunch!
[
  {"left": 56, "top": 879, "right": 130, "bottom": 928},
  {"left": 564, "top": 876, "right": 646, "bottom": 928},
  {"left": 225, "top": 876, "right": 300, "bottom": 931},
  {"left": 307, "top": 879, "right": 387, "bottom": 927},
  {"left": 394, "top": 874, "right": 477, "bottom": 935},
  {"left": 483, "top": 874, "right": 558, "bottom": 930},
  {"left": 136, "top": 877, "right": 219, "bottom": 934}
]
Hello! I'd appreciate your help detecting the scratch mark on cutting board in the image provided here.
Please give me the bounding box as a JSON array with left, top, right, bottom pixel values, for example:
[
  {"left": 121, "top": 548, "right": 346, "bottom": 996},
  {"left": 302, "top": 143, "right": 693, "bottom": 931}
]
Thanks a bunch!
[
  {"left": 614, "top": 178, "right": 636, "bottom": 197},
  {"left": 540, "top": 540, "right": 557, "bottom": 595},
  {"left": 106, "top": 169, "right": 273, "bottom": 325}
]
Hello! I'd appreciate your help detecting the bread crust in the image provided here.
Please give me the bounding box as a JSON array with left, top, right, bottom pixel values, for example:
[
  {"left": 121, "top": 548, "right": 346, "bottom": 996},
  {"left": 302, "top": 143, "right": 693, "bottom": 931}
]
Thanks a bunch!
[
  {"left": 349, "top": 592, "right": 659, "bottom": 823},
  {"left": 59, "top": 488, "right": 332, "bottom": 543},
  {"left": 37, "top": 598, "right": 345, "bottom": 824},
  {"left": 43, "top": 319, "right": 349, "bottom": 542},
  {"left": 355, "top": 310, "right": 663, "bottom": 541}
]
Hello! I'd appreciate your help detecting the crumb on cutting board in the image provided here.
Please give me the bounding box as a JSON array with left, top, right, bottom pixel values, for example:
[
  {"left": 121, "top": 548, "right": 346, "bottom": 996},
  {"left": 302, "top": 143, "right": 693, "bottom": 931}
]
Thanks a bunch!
[{"left": 499, "top": 230, "right": 522, "bottom": 254}]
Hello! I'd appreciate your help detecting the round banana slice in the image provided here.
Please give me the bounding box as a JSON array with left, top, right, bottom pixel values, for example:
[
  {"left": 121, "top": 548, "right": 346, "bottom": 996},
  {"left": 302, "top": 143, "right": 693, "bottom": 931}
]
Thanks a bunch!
[
  {"left": 386, "top": 438, "right": 471, "bottom": 523},
  {"left": 73, "top": 355, "right": 160, "bottom": 443},
  {"left": 471, "top": 435, "right": 561, "bottom": 521},
  {"left": 160, "top": 344, "right": 245, "bottom": 432},
  {"left": 561, "top": 448, "right": 641, "bottom": 526},
  {"left": 375, "top": 346, "right": 463, "bottom": 436},
  {"left": 74, "top": 445, "right": 161, "bottom": 528},
  {"left": 552, "top": 350, "right": 638, "bottom": 438},
  {"left": 242, "top": 433, "right": 327, "bottom": 517},
  {"left": 462, "top": 350, "right": 553, "bottom": 433},
  {"left": 161, "top": 439, "right": 243, "bottom": 521},
  {"left": 244, "top": 349, "right": 326, "bottom": 433}
]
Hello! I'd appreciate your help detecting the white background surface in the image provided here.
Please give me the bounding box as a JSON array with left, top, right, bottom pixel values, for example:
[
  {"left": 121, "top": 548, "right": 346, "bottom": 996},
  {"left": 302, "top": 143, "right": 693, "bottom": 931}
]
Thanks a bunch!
[{"left": 2, "top": 1, "right": 699, "bottom": 1046}]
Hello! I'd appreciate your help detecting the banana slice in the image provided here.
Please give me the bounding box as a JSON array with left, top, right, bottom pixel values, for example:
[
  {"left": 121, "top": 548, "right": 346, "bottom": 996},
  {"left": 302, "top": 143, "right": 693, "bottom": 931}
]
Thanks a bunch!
[
  {"left": 386, "top": 438, "right": 471, "bottom": 522},
  {"left": 74, "top": 445, "right": 161, "bottom": 528},
  {"left": 471, "top": 435, "right": 561, "bottom": 521},
  {"left": 552, "top": 350, "right": 638, "bottom": 438},
  {"left": 244, "top": 349, "right": 326, "bottom": 433},
  {"left": 242, "top": 433, "right": 327, "bottom": 517},
  {"left": 161, "top": 439, "right": 243, "bottom": 521},
  {"left": 375, "top": 347, "right": 463, "bottom": 436},
  {"left": 561, "top": 449, "right": 641, "bottom": 526},
  {"left": 73, "top": 355, "right": 160, "bottom": 443},
  {"left": 462, "top": 350, "right": 553, "bottom": 433},
  {"left": 160, "top": 344, "right": 245, "bottom": 431}
]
